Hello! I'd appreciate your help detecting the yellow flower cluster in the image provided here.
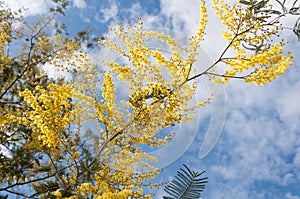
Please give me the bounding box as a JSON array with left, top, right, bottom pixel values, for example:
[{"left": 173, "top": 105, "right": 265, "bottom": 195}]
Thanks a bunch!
[
  {"left": 0, "top": 14, "right": 12, "bottom": 71},
  {"left": 100, "top": 17, "right": 210, "bottom": 133},
  {"left": 186, "top": 0, "right": 208, "bottom": 76},
  {"left": 37, "top": 37, "right": 52, "bottom": 54},
  {"left": 212, "top": 0, "right": 293, "bottom": 85},
  {"left": 0, "top": 21, "right": 12, "bottom": 47},
  {"left": 102, "top": 73, "right": 117, "bottom": 108},
  {"left": 61, "top": 163, "right": 155, "bottom": 198},
  {"left": 17, "top": 83, "right": 74, "bottom": 149}
]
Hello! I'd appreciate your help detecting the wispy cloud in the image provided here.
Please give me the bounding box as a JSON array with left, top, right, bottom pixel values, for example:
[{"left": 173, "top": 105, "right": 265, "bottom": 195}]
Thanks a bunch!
[
  {"left": 95, "top": 0, "right": 118, "bottom": 23},
  {"left": 159, "top": 0, "right": 200, "bottom": 35},
  {"left": 286, "top": 192, "right": 300, "bottom": 199},
  {"left": 0, "top": 144, "right": 12, "bottom": 159},
  {"left": 5, "top": 0, "right": 53, "bottom": 17},
  {"left": 73, "top": 0, "right": 87, "bottom": 9},
  {"left": 41, "top": 63, "right": 73, "bottom": 81}
]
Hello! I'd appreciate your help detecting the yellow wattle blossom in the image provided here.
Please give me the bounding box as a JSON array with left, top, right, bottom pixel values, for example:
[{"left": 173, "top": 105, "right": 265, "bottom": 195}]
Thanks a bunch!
[
  {"left": 17, "top": 83, "right": 74, "bottom": 149},
  {"left": 53, "top": 189, "right": 63, "bottom": 198},
  {"left": 210, "top": 0, "right": 293, "bottom": 85},
  {"left": 0, "top": 0, "right": 295, "bottom": 197},
  {"left": 71, "top": 150, "right": 80, "bottom": 160}
]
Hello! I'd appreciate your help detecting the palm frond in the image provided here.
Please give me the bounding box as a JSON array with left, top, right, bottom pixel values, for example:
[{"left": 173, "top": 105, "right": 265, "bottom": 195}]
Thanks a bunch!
[{"left": 163, "top": 164, "right": 208, "bottom": 199}]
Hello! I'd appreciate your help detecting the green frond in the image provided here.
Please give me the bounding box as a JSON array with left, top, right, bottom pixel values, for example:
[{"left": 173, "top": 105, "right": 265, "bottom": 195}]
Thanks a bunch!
[{"left": 163, "top": 164, "right": 208, "bottom": 199}]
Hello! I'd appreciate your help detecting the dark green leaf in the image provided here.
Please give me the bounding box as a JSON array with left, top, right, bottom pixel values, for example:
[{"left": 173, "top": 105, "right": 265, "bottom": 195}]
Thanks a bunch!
[
  {"left": 239, "top": 0, "right": 256, "bottom": 5},
  {"left": 86, "top": 43, "right": 93, "bottom": 48},
  {"left": 258, "top": 9, "right": 282, "bottom": 15},
  {"left": 62, "top": 1, "right": 69, "bottom": 9},
  {"left": 250, "top": 0, "right": 269, "bottom": 11},
  {"left": 60, "top": 23, "right": 66, "bottom": 30},
  {"left": 56, "top": 29, "right": 62, "bottom": 34},
  {"left": 163, "top": 164, "right": 208, "bottom": 199},
  {"left": 289, "top": 7, "right": 300, "bottom": 15},
  {"left": 56, "top": 7, "right": 64, "bottom": 15},
  {"left": 293, "top": 17, "right": 300, "bottom": 41}
]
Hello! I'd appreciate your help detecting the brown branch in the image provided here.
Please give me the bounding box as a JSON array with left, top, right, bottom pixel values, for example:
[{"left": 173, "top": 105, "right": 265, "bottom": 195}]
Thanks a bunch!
[
  {"left": 0, "top": 99, "right": 21, "bottom": 104},
  {"left": 0, "top": 173, "right": 55, "bottom": 191},
  {"left": 205, "top": 72, "right": 248, "bottom": 79},
  {"left": 85, "top": 129, "right": 125, "bottom": 171},
  {"left": 3, "top": 188, "right": 28, "bottom": 198},
  {"left": 47, "top": 152, "right": 67, "bottom": 188}
]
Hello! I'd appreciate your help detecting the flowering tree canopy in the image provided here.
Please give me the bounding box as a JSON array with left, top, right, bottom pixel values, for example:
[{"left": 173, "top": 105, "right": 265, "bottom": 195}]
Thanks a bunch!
[{"left": 0, "top": 0, "right": 298, "bottom": 198}]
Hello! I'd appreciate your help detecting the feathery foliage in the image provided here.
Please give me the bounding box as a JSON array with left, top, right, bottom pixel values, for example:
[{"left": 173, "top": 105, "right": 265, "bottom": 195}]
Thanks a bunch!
[{"left": 163, "top": 164, "right": 208, "bottom": 199}]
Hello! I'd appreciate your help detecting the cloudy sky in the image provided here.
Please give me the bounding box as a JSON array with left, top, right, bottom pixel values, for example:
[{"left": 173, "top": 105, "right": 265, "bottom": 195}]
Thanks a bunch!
[{"left": 5, "top": 0, "right": 300, "bottom": 198}]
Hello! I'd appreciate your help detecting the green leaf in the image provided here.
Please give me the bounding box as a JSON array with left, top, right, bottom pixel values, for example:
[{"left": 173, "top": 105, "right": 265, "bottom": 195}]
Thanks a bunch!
[
  {"left": 239, "top": 0, "right": 251, "bottom": 5},
  {"left": 163, "top": 164, "right": 208, "bottom": 199},
  {"left": 250, "top": 0, "right": 269, "bottom": 11},
  {"left": 62, "top": 1, "right": 69, "bottom": 9},
  {"left": 239, "top": 0, "right": 257, "bottom": 5},
  {"left": 289, "top": 7, "right": 300, "bottom": 15},
  {"left": 293, "top": 17, "right": 300, "bottom": 41},
  {"left": 258, "top": 9, "right": 282, "bottom": 15},
  {"left": 60, "top": 23, "right": 66, "bottom": 30},
  {"left": 86, "top": 43, "right": 93, "bottom": 48}
]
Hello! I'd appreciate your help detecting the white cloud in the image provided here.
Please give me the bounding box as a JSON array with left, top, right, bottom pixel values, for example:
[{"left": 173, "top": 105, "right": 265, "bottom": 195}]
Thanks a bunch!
[
  {"left": 0, "top": 144, "right": 12, "bottom": 159},
  {"left": 276, "top": 80, "right": 300, "bottom": 132},
  {"left": 293, "top": 148, "right": 300, "bottom": 175},
  {"left": 159, "top": 0, "right": 200, "bottom": 35},
  {"left": 122, "top": 2, "right": 169, "bottom": 30},
  {"left": 282, "top": 173, "right": 296, "bottom": 185},
  {"left": 42, "top": 63, "right": 73, "bottom": 81},
  {"left": 158, "top": 0, "right": 234, "bottom": 65},
  {"left": 188, "top": 76, "right": 300, "bottom": 198},
  {"left": 73, "top": 0, "right": 87, "bottom": 9},
  {"left": 96, "top": 1, "right": 118, "bottom": 23},
  {"left": 5, "top": 0, "right": 53, "bottom": 17},
  {"left": 286, "top": 193, "right": 300, "bottom": 199},
  {"left": 123, "top": 2, "right": 142, "bottom": 20}
]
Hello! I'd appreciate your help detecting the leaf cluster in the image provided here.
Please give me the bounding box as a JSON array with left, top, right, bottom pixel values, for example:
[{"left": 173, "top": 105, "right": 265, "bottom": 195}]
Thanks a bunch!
[
  {"left": 163, "top": 164, "right": 208, "bottom": 199},
  {"left": 240, "top": 0, "right": 300, "bottom": 40},
  {"left": 49, "top": 0, "right": 69, "bottom": 16}
]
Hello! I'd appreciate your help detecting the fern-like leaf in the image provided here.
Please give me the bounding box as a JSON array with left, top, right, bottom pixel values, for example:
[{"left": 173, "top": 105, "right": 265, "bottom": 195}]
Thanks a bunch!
[{"left": 163, "top": 164, "right": 208, "bottom": 199}]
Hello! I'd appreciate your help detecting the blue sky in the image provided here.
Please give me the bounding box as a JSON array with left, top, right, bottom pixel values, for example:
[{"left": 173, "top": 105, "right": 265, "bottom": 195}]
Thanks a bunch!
[{"left": 5, "top": 0, "right": 300, "bottom": 198}]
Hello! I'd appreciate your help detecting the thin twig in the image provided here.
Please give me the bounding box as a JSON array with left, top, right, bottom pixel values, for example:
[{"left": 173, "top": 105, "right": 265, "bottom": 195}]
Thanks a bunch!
[
  {"left": 0, "top": 174, "right": 54, "bottom": 191},
  {"left": 3, "top": 188, "right": 28, "bottom": 198},
  {"left": 205, "top": 72, "right": 248, "bottom": 79}
]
